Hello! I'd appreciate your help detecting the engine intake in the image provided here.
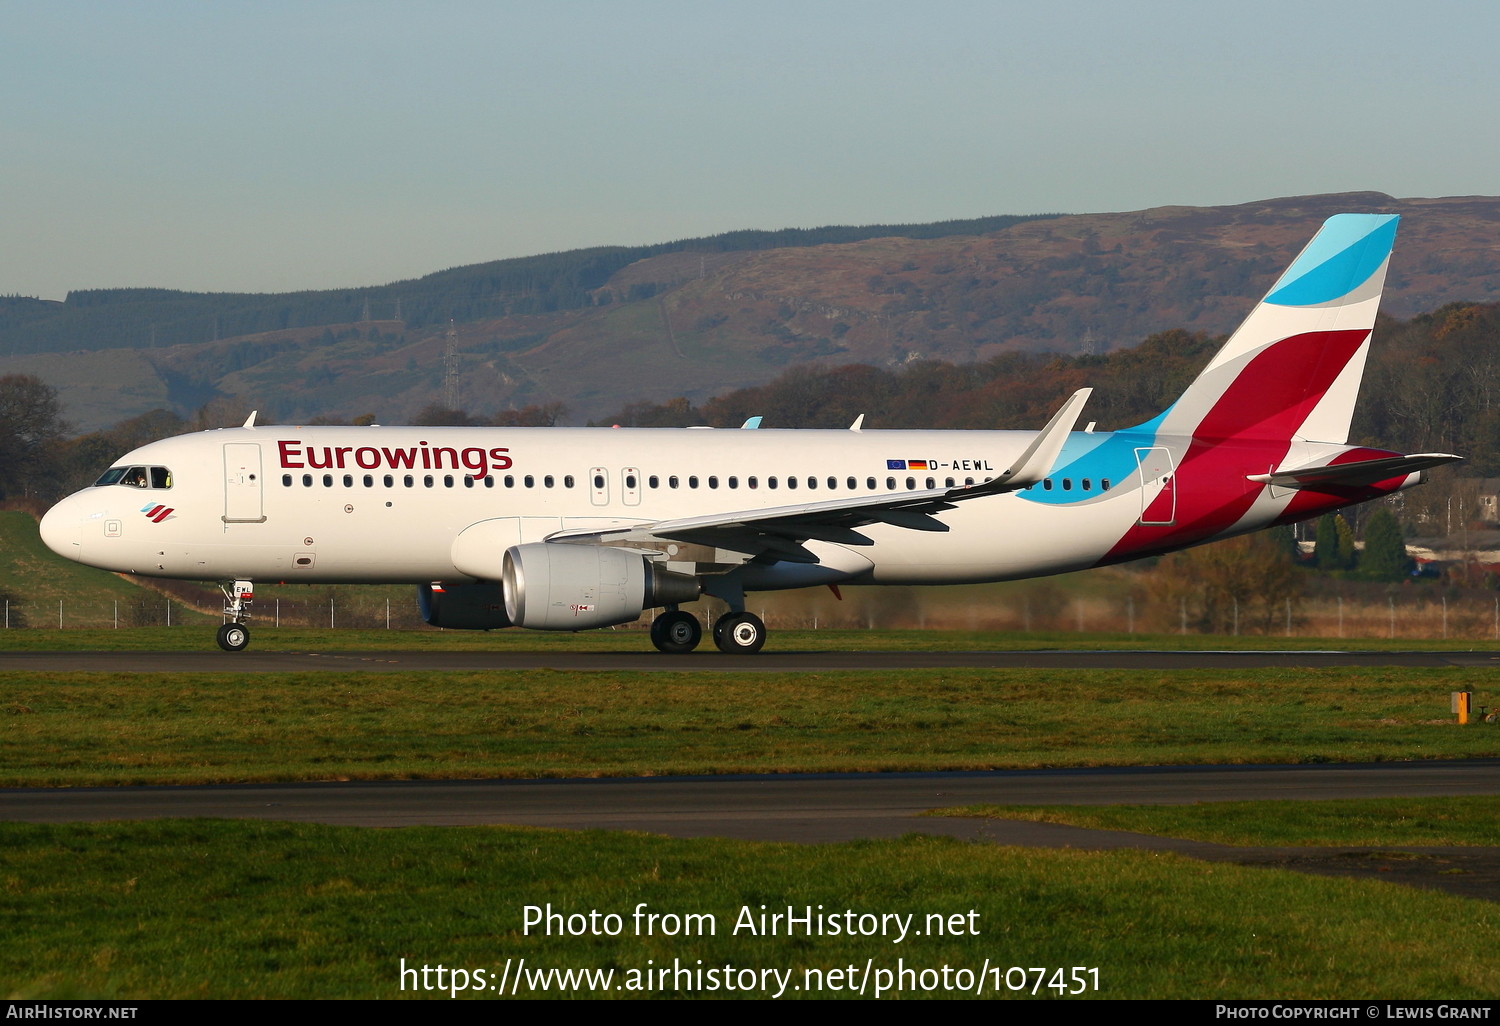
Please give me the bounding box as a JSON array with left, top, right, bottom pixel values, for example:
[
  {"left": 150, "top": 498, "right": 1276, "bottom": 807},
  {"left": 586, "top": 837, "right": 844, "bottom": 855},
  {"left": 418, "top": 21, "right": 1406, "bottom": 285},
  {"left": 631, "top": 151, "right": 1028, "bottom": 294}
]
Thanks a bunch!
[{"left": 502, "top": 543, "right": 700, "bottom": 630}]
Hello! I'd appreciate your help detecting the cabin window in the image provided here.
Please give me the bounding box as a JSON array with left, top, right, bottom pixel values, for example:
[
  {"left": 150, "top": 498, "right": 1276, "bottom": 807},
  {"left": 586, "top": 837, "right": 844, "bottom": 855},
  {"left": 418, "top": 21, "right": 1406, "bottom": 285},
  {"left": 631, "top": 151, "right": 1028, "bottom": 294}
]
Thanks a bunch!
[
  {"left": 504, "top": 475, "right": 514, "bottom": 488},
  {"left": 1101, "top": 478, "right": 1111, "bottom": 491},
  {"left": 524, "top": 475, "right": 534, "bottom": 488},
  {"left": 282, "top": 474, "right": 292, "bottom": 487},
  {"left": 748, "top": 476, "right": 758, "bottom": 489},
  {"left": 708, "top": 476, "right": 719, "bottom": 489},
  {"left": 150, "top": 467, "right": 172, "bottom": 488},
  {"left": 648, "top": 475, "right": 659, "bottom": 489},
  {"left": 404, "top": 475, "right": 414, "bottom": 487},
  {"left": 945, "top": 477, "right": 955, "bottom": 487},
  {"left": 828, "top": 477, "right": 837, "bottom": 489},
  {"left": 926, "top": 477, "right": 935, "bottom": 489},
  {"left": 563, "top": 475, "right": 574, "bottom": 488},
  {"left": 689, "top": 476, "right": 699, "bottom": 488},
  {"left": 965, "top": 477, "right": 974, "bottom": 486},
  {"left": 768, "top": 476, "right": 779, "bottom": 489},
  {"left": 1082, "top": 478, "right": 1092, "bottom": 491},
  {"left": 323, "top": 475, "right": 333, "bottom": 487},
  {"left": 1043, "top": 479, "right": 1053, "bottom": 490},
  {"left": 728, "top": 476, "right": 739, "bottom": 489},
  {"left": 364, "top": 475, "right": 374, "bottom": 487},
  {"left": 444, "top": 475, "right": 455, "bottom": 488},
  {"left": 786, "top": 476, "right": 796, "bottom": 490},
  {"left": 906, "top": 477, "right": 916, "bottom": 490},
  {"left": 484, "top": 475, "right": 494, "bottom": 488},
  {"left": 463, "top": 476, "right": 474, "bottom": 488},
  {"left": 846, "top": 477, "right": 856, "bottom": 489},
  {"left": 597, "top": 474, "right": 609, "bottom": 489},
  {"left": 867, "top": 477, "right": 876, "bottom": 490},
  {"left": 668, "top": 475, "right": 679, "bottom": 489},
  {"left": 886, "top": 477, "right": 896, "bottom": 490},
  {"left": 384, "top": 475, "right": 393, "bottom": 487},
  {"left": 343, "top": 475, "right": 353, "bottom": 487},
  {"left": 303, "top": 474, "right": 313, "bottom": 487},
  {"left": 624, "top": 473, "right": 636, "bottom": 489},
  {"left": 544, "top": 475, "right": 555, "bottom": 488},
  {"left": 806, "top": 476, "right": 816, "bottom": 489},
  {"left": 423, "top": 475, "right": 433, "bottom": 487},
  {"left": 1062, "top": 478, "right": 1072, "bottom": 490}
]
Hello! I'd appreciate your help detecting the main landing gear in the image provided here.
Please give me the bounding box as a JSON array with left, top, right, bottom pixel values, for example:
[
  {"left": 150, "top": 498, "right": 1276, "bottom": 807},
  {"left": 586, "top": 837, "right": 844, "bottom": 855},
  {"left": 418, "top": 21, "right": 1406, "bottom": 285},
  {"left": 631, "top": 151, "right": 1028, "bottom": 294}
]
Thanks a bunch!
[
  {"left": 647, "top": 609, "right": 767, "bottom": 655},
  {"left": 713, "top": 611, "right": 766, "bottom": 655},
  {"left": 216, "top": 579, "right": 254, "bottom": 653},
  {"left": 649, "top": 610, "right": 702, "bottom": 653}
]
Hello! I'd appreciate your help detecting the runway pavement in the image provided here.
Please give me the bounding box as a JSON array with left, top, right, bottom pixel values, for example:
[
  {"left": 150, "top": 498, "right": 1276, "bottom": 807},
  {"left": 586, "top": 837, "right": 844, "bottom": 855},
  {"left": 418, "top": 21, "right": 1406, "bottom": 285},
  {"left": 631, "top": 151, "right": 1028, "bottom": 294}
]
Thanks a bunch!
[
  {"left": 9, "top": 759, "right": 1500, "bottom": 900},
  {"left": 4, "top": 648, "right": 1500, "bottom": 672},
  {"left": 5, "top": 759, "right": 1498, "bottom": 839}
]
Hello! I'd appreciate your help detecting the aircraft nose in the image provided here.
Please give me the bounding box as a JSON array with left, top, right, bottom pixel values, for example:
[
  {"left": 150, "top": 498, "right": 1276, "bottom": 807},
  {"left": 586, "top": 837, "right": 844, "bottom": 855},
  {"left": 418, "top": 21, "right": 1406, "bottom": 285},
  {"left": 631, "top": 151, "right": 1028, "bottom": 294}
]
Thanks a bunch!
[{"left": 39, "top": 499, "right": 82, "bottom": 562}]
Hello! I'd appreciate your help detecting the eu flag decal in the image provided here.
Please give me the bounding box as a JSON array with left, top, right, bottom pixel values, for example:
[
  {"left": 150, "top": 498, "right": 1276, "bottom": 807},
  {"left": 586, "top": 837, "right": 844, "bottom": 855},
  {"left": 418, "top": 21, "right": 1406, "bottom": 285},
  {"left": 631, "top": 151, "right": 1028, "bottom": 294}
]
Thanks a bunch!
[{"left": 886, "top": 459, "right": 907, "bottom": 470}]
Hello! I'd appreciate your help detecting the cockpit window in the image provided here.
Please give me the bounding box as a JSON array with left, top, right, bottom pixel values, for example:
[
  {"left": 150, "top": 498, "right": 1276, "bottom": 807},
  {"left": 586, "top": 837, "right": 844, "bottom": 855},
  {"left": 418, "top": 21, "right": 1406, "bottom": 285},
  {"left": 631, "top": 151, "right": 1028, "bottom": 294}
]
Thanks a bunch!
[{"left": 96, "top": 466, "right": 171, "bottom": 488}]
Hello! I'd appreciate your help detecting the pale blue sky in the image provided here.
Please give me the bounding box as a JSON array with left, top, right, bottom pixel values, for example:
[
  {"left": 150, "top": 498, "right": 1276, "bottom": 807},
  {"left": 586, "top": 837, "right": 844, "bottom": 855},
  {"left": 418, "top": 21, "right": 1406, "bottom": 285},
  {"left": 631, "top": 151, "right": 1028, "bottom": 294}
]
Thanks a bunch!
[{"left": 3, "top": 0, "right": 1497, "bottom": 298}]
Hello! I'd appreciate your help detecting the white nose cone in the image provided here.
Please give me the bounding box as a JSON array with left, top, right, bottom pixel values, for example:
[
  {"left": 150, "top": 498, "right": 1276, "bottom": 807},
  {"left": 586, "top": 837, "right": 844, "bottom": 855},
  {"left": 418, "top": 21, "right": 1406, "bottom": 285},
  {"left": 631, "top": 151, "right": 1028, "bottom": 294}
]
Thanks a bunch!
[{"left": 39, "top": 500, "right": 82, "bottom": 562}]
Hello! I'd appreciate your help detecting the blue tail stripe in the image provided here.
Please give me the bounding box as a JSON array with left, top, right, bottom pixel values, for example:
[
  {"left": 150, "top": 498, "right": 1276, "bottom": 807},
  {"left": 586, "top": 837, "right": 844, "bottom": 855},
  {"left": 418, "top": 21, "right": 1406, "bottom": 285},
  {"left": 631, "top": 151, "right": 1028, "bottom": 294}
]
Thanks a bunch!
[{"left": 1265, "top": 214, "right": 1398, "bottom": 307}]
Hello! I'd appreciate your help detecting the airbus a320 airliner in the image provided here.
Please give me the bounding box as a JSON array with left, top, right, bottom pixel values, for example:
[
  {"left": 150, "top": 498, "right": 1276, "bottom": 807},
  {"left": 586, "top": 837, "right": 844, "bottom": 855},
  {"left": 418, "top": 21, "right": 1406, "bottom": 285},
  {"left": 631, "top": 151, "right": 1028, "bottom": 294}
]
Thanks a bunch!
[{"left": 40, "top": 214, "right": 1458, "bottom": 654}]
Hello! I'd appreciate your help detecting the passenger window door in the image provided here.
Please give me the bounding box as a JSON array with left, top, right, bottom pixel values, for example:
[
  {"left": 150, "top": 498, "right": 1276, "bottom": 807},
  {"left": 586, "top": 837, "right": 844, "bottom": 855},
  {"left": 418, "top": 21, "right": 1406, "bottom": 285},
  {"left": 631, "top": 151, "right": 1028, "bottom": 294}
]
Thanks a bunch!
[
  {"left": 621, "top": 467, "right": 641, "bottom": 506},
  {"left": 589, "top": 466, "right": 609, "bottom": 507}
]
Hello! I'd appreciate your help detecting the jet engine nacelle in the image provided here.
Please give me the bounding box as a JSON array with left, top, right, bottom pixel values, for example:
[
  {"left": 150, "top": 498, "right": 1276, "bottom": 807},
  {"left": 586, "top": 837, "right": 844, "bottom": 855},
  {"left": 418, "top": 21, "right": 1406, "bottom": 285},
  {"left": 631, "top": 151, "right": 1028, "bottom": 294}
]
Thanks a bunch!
[
  {"left": 416, "top": 582, "right": 512, "bottom": 630},
  {"left": 501, "top": 543, "right": 700, "bottom": 630}
]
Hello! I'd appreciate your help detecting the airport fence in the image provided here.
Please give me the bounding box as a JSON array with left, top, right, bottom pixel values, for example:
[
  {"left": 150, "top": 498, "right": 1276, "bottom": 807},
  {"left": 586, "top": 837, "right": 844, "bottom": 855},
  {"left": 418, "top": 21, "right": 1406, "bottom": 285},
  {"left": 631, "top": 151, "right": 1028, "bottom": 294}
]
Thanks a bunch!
[{"left": 5, "top": 590, "right": 1500, "bottom": 640}]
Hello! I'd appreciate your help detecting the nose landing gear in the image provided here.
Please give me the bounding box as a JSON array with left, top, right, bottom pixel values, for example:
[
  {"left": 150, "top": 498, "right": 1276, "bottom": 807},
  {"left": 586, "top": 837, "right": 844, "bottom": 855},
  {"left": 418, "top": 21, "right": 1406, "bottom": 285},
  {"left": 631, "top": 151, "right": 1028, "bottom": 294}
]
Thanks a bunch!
[
  {"left": 217, "top": 579, "right": 254, "bottom": 652},
  {"left": 216, "top": 622, "right": 250, "bottom": 652}
]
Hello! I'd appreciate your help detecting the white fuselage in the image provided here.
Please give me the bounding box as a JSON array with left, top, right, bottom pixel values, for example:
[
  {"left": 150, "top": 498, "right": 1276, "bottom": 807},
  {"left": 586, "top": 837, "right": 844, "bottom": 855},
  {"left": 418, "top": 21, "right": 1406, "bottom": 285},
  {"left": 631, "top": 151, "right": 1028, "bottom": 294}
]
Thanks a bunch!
[{"left": 40, "top": 424, "right": 1172, "bottom": 589}]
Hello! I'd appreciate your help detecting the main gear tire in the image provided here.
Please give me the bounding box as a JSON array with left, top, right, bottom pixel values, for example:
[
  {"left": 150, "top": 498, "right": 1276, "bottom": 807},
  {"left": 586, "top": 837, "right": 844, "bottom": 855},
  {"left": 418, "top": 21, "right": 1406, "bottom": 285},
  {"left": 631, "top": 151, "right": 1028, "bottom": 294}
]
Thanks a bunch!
[
  {"left": 216, "top": 622, "right": 250, "bottom": 652},
  {"left": 650, "top": 610, "right": 702, "bottom": 654},
  {"left": 712, "top": 612, "right": 766, "bottom": 655}
]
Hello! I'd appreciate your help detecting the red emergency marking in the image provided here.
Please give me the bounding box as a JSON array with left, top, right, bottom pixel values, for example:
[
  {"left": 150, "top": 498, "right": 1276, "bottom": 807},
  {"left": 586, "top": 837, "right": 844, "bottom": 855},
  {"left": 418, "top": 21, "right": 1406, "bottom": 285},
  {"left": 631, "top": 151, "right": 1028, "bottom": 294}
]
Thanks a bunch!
[{"left": 277, "top": 440, "right": 512, "bottom": 473}]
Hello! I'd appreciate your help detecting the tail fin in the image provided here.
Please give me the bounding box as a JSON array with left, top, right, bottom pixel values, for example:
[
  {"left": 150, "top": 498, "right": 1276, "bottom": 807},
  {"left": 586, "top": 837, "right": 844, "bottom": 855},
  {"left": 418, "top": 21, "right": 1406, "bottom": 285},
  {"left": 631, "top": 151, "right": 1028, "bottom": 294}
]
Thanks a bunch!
[{"left": 1155, "top": 213, "right": 1398, "bottom": 445}]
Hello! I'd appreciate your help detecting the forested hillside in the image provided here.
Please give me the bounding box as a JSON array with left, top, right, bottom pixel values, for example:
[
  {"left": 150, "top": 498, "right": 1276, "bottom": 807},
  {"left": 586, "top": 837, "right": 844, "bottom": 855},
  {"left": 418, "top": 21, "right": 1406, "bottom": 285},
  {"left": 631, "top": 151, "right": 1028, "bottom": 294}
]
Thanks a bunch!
[
  {"left": 596, "top": 301, "right": 1500, "bottom": 474},
  {"left": 6, "top": 192, "right": 1499, "bottom": 430},
  {"left": 0, "top": 214, "right": 1054, "bottom": 356}
]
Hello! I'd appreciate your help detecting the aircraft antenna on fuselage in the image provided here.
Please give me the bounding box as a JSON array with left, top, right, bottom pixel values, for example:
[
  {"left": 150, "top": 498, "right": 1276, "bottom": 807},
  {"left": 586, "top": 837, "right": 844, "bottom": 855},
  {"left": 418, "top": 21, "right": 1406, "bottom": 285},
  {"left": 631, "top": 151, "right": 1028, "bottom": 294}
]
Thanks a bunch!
[{"left": 242, "top": 410, "right": 258, "bottom": 428}]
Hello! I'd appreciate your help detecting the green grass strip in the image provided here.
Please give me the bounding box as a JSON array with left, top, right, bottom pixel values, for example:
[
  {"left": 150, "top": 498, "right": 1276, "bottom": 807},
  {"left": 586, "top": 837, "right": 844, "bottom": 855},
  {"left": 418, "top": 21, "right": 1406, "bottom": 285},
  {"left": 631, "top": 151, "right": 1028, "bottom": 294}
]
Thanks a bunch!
[
  {"left": 2, "top": 668, "right": 1499, "bottom": 786},
  {"left": 5, "top": 626, "right": 1500, "bottom": 651},
  {"left": 932, "top": 797, "right": 1500, "bottom": 847},
  {"left": 2, "top": 821, "right": 1498, "bottom": 999}
]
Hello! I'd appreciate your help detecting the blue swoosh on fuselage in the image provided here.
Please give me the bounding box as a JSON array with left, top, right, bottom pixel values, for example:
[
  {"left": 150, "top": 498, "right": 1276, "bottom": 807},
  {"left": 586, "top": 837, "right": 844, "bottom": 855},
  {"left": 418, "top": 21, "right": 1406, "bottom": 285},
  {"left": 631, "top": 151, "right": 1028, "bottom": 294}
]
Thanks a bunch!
[{"left": 1017, "top": 408, "right": 1170, "bottom": 506}]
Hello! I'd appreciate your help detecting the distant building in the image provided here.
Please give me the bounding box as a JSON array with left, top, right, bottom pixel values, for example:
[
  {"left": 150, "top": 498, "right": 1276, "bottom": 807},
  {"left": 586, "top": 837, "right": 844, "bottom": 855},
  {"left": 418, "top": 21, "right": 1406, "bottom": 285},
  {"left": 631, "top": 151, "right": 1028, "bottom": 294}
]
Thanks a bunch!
[{"left": 1477, "top": 478, "right": 1500, "bottom": 524}]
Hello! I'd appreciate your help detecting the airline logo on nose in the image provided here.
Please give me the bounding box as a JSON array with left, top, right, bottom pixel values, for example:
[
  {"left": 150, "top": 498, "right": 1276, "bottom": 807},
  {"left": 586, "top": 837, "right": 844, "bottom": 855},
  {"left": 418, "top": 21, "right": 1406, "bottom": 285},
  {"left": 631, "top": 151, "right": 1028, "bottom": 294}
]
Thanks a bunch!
[{"left": 141, "top": 504, "right": 175, "bottom": 523}]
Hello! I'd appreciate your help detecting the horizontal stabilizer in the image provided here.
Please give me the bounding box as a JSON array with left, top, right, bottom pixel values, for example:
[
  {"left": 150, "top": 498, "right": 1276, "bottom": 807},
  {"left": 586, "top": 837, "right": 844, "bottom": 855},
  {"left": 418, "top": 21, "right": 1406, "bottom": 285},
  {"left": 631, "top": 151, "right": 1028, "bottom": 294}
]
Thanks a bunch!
[{"left": 1248, "top": 452, "right": 1462, "bottom": 490}]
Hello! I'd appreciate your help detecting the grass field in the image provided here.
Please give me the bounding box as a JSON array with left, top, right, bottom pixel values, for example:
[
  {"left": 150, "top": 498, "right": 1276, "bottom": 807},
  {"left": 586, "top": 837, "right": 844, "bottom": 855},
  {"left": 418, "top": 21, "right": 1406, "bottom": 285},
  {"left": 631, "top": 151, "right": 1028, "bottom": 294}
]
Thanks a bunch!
[
  {"left": 6, "top": 624, "right": 1500, "bottom": 652},
  {"left": 3, "top": 821, "right": 1498, "bottom": 1000},
  {"left": 933, "top": 797, "right": 1500, "bottom": 847},
  {"left": 3, "top": 667, "right": 1498, "bottom": 787}
]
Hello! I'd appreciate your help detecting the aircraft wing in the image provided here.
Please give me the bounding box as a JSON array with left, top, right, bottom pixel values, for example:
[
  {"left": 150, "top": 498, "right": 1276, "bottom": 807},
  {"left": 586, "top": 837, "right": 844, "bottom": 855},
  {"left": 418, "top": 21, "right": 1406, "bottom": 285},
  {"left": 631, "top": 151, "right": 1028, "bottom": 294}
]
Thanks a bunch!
[
  {"left": 547, "top": 389, "right": 1092, "bottom": 562},
  {"left": 1248, "top": 452, "right": 1462, "bottom": 490}
]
